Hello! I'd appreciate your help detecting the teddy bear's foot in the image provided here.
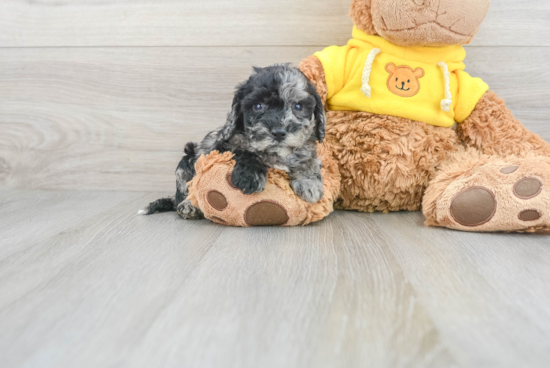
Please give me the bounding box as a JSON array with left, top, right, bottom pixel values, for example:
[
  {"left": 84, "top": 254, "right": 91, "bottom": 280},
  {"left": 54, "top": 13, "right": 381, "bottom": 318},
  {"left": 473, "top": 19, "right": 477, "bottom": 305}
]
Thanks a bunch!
[
  {"left": 425, "top": 157, "right": 550, "bottom": 232},
  {"left": 188, "top": 163, "right": 298, "bottom": 226},
  {"left": 185, "top": 150, "right": 341, "bottom": 227}
]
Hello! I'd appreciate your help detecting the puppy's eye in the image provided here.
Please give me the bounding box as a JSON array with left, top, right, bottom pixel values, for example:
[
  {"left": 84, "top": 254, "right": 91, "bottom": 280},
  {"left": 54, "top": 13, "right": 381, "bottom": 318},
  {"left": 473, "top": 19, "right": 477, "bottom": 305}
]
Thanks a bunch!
[
  {"left": 253, "top": 103, "right": 264, "bottom": 111},
  {"left": 407, "top": 79, "right": 410, "bottom": 83},
  {"left": 294, "top": 103, "right": 303, "bottom": 111}
]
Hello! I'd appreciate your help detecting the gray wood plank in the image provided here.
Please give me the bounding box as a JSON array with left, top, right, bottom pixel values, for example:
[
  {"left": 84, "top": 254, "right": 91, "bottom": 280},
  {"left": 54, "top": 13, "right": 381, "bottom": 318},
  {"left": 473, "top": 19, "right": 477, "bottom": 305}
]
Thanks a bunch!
[
  {"left": 0, "top": 191, "right": 226, "bottom": 368},
  {"left": 2, "top": 190, "right": 549, "bottom": 367},
  {"left": 1, "top": 46, "right": 549, "bottom": 192},
  {"left": 472, "top": 0, "right": 550, "bottom": 47},
  {"left": 0, "top": 190, "right": 142, "bottom": 261},
  {"left": 0, "top": 46, "right": 318, "bottom": 192},
  {"left": 0, "top": 0, "right": 548, "bottom": 47},
  {"left": 369, "top": 211, "right": 550, "bottom": 368},
  {"left": 0, "top": 191, "right": 455, "bottom": 368},
  {"left": 0, "top": 0, "right": 353, "bottom": 47},
  {"left": 128, "top": 213, "right": 454, "bottom": 368}
]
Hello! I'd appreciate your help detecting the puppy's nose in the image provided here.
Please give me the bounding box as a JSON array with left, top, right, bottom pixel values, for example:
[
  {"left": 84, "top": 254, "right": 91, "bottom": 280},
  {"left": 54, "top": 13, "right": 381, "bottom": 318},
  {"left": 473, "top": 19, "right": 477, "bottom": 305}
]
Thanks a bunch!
[{"left": 272, "top": 128, "right": 287, "bottom": 142}]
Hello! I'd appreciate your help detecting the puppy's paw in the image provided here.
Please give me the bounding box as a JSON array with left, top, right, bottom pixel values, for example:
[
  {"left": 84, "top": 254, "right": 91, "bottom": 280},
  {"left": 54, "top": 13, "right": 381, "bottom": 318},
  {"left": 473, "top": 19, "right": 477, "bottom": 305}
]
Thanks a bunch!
[
  {"left": 231, "top": 168, "right": 267, "bottom": 195},
  {"left": 177, "top": 200, "right": 205, "bottom": 220},
  {"left": 291, "top": 177, "right": 324, "bottom": 203}
]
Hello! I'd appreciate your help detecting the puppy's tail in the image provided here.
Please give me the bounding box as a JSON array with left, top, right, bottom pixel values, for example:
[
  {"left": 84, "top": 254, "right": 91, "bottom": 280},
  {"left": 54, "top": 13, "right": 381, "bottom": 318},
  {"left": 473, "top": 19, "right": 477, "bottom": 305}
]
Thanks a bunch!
[
  {"left": 139, "top": 142, "right": 197, "bottom": 216},
  {"left": 138, "top": 197, "right": 176, "bottom": 215}
]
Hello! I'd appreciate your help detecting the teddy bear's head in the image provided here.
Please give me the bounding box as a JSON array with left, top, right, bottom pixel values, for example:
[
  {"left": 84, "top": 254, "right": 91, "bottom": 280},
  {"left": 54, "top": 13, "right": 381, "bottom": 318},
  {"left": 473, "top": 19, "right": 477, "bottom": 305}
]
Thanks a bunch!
[{"left": 350, "top": 0, "right": 491, "bottom": 47}]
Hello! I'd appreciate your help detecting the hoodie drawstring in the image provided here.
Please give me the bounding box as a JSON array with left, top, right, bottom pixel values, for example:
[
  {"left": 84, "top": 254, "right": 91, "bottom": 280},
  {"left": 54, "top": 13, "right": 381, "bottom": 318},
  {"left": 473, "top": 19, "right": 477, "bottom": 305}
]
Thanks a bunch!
[
  {"left": 437, "top": 61, "right": 453, "bottom": 112},
  {"left": 361, "top": 48, "right": 381, "bottom": 98}
]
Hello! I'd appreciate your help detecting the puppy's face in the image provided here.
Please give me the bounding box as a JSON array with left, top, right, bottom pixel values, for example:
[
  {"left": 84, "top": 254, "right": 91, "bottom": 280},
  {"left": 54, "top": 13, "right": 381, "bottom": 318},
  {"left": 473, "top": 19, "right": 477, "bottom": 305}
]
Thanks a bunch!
[{"left": 222, "top": 65, "right": 326, "bottom": 157}]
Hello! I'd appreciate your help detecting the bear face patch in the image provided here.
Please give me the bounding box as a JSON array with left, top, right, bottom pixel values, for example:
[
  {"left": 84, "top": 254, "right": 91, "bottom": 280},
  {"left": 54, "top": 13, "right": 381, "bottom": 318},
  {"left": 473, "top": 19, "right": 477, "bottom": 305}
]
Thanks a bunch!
[{"left": 385, "top": 63, "right": 425, "bottom": 98}]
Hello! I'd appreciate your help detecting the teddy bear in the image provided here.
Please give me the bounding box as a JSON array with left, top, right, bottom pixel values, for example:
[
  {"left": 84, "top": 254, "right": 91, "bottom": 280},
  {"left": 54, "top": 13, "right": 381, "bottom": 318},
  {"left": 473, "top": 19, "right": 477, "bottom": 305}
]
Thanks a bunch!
[{"left": 188, "top": 0, "right": 550, "bottom": 232}]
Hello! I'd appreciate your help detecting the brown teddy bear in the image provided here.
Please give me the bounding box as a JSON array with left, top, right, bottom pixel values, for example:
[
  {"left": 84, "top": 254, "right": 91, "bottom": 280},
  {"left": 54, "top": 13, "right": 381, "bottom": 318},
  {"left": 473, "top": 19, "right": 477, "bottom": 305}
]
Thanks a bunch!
[{"left": 188, "top": 0, "right": 550, "bottom": 232}]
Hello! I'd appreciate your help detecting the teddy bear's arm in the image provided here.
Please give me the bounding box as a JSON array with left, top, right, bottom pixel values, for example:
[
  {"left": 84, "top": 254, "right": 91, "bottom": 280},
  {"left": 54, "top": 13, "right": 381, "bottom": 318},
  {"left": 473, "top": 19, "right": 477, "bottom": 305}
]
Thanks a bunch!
[
  {"left": 457, "top": 91, "right": 550, "bottom": 157},
  {"left": 299, "top": 56, "right": 328, "bottom": 108}
]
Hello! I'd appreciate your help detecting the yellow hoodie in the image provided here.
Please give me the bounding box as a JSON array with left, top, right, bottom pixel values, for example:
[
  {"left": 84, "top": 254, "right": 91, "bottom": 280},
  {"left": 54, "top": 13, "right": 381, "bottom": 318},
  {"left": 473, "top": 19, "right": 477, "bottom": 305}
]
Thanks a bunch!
[{"left": 314, "top": 27, "right": 489, "bottom": 128}]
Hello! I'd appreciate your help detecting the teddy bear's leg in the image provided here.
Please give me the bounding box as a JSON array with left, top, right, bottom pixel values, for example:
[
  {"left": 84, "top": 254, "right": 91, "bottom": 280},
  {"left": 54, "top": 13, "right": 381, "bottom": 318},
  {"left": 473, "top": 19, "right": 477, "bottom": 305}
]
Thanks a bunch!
[
  {"left": 423, "top": 149, "right": 550, "bottom": 232},
  {"left": 423, "top": 90, "right": 550, "bottom": 232}
]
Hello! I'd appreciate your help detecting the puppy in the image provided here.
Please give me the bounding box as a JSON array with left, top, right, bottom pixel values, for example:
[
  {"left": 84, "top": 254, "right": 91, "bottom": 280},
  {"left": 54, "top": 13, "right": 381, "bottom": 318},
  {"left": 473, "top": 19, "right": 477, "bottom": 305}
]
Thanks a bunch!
[{"left": 140, "top": 64, "right": 326, "bottom": 219}]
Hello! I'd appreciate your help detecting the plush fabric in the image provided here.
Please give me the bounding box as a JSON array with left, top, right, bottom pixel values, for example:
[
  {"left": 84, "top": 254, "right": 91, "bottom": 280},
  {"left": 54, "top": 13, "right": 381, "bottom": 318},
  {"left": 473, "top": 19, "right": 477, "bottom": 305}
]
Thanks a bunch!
[
  {"left": 314, "top": 27, "right": 488, "bottom": 127},
  {"left": 457, "top": 91, "right": 550, "bottom": 158}
]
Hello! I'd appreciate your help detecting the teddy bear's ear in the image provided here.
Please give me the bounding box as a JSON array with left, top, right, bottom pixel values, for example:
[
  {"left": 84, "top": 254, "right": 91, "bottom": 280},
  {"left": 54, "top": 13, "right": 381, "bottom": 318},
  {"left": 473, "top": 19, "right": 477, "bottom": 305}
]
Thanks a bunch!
[
  {"left": 385, "top": 63, "right": 397, "bottom": 74},
  {"left": 350, "top": 0, "right": 378, "bottom": 36},
  {"left": 413, "top": 68, "right": 425, "bottom": 79}
]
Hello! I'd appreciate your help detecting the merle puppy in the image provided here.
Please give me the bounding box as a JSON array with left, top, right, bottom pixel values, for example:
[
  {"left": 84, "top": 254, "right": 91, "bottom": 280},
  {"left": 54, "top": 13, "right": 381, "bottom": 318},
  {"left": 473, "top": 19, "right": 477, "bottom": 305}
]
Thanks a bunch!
[{"left": 140, "top": 64, "right": 326, "bottom": 219}]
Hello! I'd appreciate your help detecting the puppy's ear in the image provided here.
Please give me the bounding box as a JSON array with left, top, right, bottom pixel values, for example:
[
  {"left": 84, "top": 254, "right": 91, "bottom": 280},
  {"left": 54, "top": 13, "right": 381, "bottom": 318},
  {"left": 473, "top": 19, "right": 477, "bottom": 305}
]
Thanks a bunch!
[
  {"left": 221, "top": 83, "right": 246, "bottom": 140},
  {"left": 310, "top": 84, "right": 326, "bottom": 143}
]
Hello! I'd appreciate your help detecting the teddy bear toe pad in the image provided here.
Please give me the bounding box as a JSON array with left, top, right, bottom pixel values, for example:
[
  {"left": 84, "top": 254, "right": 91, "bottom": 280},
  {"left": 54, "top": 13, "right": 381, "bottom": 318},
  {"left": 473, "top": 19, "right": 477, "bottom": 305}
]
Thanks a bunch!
[
  {"left": 499, "top": 166, "right": 519, "bottom": 175},
  {"left": 519, "top": 210, "right": 542, "bottom": 222},
  {"left": 207, "top": 191, "right": 228, "bottom": 211},
  {"left": 437, "top": 158, "right": 550, "bottom": 232},
  {"left": 513, "top": 178, "right": 543, "bottom": 199}
]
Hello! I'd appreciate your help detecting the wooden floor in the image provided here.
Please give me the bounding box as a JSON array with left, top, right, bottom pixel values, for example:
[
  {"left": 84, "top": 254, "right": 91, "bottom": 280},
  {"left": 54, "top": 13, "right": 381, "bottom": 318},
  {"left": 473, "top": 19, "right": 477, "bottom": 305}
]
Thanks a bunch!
[
  {"left": 2, "top": 1, "right": 550, "bottom": 366},
  {"left": 1, "top": 189, "right": 549, "bottom": 368}
]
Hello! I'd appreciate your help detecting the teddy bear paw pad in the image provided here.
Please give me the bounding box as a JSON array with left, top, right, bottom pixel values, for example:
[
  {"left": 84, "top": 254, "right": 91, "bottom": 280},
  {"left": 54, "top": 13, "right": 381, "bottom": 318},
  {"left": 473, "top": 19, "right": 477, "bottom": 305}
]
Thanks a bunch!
[
  {"left": 513, "top": 177, "right": 542, "bottom": 199},
  {"left": 499, "top": 166, "right": 519, "bottom": 174},
  {"left": 450, "top": 187, "right": 496, "bottom": 227},
  {"left": 244, "top": 201, "right": 289, "bottom": 226},
  {"left": 519, "top": 210, "right": 542, "bottom": 222},
  {"left": 207, "top": 191, "right": 228, "bottom": 211}
]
